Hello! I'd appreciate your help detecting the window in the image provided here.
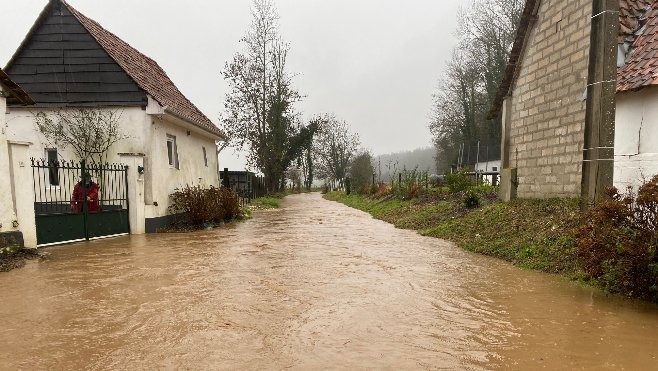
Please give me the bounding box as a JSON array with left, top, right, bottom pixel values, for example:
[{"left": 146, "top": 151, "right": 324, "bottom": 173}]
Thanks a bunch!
[
  {"left": 167, "top": 135, "right": 179, "bottom": 169},
  {"left": 202, "top": 146, "right": 208, "bottom": 167},
  {"left": 45, "top": 149, "right": 59, "bottom": 186}
]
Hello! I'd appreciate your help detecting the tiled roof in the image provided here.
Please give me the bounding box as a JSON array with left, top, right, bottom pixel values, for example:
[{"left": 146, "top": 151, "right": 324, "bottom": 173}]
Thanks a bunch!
[
  {"left": 0, "top": 68, "right": 35, "bottom": 106},
  {"left": 489, "top": 0, "right": 658, "bottom": 118},
  {"left": 618, "top": 2, "right": 658, "bottom": 92},
  {"left": 620, "top": 0, "right": 652, "bottom": 40},
  {"left": 60, "top": 0, "right": 223, "bottom": 137}
]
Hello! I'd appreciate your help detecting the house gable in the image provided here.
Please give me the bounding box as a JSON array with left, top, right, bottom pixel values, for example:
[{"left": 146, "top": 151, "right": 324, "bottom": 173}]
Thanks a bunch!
[
  {"left": 4, "top": 1, "right": 146, "bottom": 108},
  {"left": 495, "top": 0, "right": 593, "bottom": 198}
]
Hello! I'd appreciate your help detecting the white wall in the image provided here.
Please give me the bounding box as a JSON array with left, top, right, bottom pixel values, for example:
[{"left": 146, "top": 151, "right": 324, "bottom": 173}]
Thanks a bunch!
[
  {"left": 0, "top": 96, "right": 19, "bottom": 235},
  {"left": 144, "top": 117, "right": 219, "bottom": 219},
  {"left": 474, "top": 160, "right": 501, "bottom": 173},
  {"left": 614, "top": 87, "right": 658, "bottom": 191},
  {"left": 5, "top": 106, "right": 220, "bottom": 230},
  {"left": 6, "top": 106, "right": 150, "bottom": 164}
]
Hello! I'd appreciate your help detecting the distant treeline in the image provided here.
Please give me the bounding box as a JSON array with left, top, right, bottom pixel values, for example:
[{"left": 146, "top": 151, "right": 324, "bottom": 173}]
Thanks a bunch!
[{"left": 374, "top": 147, "right": 437, "bottom": 182}]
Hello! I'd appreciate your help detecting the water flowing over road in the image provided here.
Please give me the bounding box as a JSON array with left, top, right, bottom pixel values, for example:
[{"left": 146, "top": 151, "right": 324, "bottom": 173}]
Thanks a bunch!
[{"left": 1, "top": 193, "right": 658, "bottom": 370}]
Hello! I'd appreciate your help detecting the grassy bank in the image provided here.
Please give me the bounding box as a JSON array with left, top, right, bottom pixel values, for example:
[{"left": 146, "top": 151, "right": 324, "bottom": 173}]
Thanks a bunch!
[
  {"left": 250, "top": 187, "right": 322, "bottom": 210},
  {"left": 324, "top": 191, "right": 581, "bottom": 275}
]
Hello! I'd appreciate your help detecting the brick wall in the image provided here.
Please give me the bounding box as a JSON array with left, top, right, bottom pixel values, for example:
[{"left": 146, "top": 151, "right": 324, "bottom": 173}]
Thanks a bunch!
[{"left": 508, "top": 0, "right": 591, "bottom": 198}]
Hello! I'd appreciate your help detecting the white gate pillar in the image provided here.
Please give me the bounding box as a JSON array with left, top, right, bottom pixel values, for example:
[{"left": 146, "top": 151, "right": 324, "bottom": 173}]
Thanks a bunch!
[
  {"left": 8, "top": 141, "right": 37, "bottom": 248},
  {"left": 119, "top": 153, "right": 145, "bottom": 235},
  {"left": 0, "top": 97, "right": 18, "bottom": 235}
]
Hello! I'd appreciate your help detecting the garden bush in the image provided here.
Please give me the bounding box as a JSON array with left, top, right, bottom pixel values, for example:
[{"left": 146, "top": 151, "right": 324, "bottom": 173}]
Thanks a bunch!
[
  {"left": 444, "top": 168, "right": 471, "bottom": 192},
  {"left": 169, "top": 186, "right": 240, "bottom": 225},
  {"left": 462, "top": 189, "right": 480, "bottom": 208},
  {"left": 576, "top": 175, "right": 658, "bottom": 301},
  {"left": 374, "top": 183, "right": 388, "bottom": 197},
  {"left": 397, "top": 166, "right": 429, "bottom": 199}
]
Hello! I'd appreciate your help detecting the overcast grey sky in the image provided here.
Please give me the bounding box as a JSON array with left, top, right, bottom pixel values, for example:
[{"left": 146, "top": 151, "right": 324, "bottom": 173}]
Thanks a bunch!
[{"left": 2, "top": 0, "right": 461, "bottom": 171}]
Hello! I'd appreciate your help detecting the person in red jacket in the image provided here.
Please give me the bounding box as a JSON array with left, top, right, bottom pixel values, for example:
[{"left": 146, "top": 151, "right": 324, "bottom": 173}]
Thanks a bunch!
[{"left": 71, "top": 172, "right": 99, "bottom": 212}]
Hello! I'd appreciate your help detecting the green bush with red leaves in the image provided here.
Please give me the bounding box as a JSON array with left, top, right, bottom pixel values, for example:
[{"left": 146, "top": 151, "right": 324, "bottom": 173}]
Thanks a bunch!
[{"left": 577, "top": 175, "right": 658, "bottom": 301}]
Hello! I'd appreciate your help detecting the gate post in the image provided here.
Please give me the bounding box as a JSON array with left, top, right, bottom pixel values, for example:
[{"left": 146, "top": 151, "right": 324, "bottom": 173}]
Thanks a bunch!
[
  {"left": 7, "top": 141, "right": 37, "bottom": 248},
  {"left": 119, "top": 153, "right": 145, "bottom": 234},
  {"left": 0, "top": 106, "right": 18, "bottom": 242}
]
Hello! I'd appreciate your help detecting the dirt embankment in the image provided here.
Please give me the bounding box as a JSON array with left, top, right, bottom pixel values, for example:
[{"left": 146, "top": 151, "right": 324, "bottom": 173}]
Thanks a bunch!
[{"left": 0, "top": 249, "right": 49, "bottom": 273}]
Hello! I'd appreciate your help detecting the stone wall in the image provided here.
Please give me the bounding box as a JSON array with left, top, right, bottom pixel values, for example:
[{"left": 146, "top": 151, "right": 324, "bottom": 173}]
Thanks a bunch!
[{"left": 507, "top": 0, "right": 591, "bottom": 198}]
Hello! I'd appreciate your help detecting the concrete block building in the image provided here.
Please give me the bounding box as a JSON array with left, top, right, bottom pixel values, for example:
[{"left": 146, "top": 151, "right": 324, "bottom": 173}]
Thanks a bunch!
[{"left": 490, "top": 0, "right": 657, "bottom": 201}]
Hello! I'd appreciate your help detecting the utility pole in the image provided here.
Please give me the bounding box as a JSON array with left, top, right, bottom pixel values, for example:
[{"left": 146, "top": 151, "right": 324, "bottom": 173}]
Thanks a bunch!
[{"left": 581, "top": 0, "right": 618, "bottom": 210}]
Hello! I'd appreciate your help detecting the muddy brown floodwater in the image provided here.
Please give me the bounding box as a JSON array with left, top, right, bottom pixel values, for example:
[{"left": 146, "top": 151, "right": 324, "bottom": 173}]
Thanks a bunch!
[{"left": 1, "top": 193, "right": 658, "bottom": 370}]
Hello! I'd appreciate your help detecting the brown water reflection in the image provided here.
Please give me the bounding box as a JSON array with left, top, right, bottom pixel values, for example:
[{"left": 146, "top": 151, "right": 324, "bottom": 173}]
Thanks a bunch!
[{"left": 1, "top": 193, "right": 657, "bottom": 370}]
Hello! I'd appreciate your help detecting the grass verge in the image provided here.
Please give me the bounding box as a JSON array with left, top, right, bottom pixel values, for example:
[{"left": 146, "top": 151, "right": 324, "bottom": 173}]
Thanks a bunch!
[{"left": 249, "top": 197, "right": 281, "bottom": 210}]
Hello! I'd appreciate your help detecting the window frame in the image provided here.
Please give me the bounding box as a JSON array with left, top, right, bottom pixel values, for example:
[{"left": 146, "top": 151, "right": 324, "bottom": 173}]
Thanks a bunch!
[
  {"left": 166, "top": 134, "right": 179, "bottom": 170},
  {"left": 45, "top": 148, "right": 60, "bottom": 187},
  {"left": 202, "top": 146, "right": 208, "bottom": 167}
]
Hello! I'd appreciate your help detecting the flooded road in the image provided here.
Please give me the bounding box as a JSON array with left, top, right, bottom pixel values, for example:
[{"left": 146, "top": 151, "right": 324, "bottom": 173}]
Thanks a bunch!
[{"left": 1, "top": 192, "right": 658, "bottom": 370}]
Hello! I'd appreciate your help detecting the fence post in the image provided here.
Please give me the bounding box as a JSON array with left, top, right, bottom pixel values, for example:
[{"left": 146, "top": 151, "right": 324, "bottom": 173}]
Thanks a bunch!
[
  {"left": 81, "top": 160, "right": 89, "bottom": 240},
  {"left": 223, "top": 168, "right": 229, "bottom": 188}
]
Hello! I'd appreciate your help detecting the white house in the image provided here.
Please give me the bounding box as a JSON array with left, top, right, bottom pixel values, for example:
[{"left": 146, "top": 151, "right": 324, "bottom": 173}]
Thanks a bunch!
[
  {"left": 615, "top": 3, "right": 658, "bottom": 191},
  {"left": 0, "top": 68, "right": 37, "bottom": 250},
  {"left": 4, "top": 0, "right": 225, "bottom": 244}
]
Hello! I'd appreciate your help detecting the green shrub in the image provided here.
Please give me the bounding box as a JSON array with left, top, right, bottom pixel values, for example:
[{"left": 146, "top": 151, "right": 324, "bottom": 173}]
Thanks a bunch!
[
  {"left": 169, "top": 186, "right": 240, "bottom": 225},
  {"left": 462, "top": 189, "right": 480, "bottom": 208},
  {"left": 444, "top": 168, "right": 471, "bottom": 192},
  {"left": 350, "top": 152, "right": 374, "bottom": 194},
  {"left": 576, "top": 175, "right": 658, "bottom": 301},
  {"left": 396, "top": 166, "right": 429, "bottom": 199}
]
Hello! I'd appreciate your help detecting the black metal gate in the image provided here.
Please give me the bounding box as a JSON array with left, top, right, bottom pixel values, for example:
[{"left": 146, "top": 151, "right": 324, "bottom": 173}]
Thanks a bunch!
[{"left": 32, "top": 159, "right": 130, "bottom": 247}]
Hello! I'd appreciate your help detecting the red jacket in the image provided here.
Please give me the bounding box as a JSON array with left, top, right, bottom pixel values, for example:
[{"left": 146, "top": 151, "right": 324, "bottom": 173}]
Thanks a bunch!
[{"left": 71, "top": 181, "right": 99, "bottom": 212}]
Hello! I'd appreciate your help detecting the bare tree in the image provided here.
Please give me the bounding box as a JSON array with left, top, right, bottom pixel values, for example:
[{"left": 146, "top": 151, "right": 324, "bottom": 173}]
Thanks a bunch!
[
  {"left": 221, "top": 0, "right": 310, "bottom": 192},
  {"left": 313, "top": 114, "right": 360, "bottom": 189},
  {"left": 34, "top": 108, "right": 127, "bottom": 164},
  {"left": 429, "top": 0, "right": 523, "bottom": 172}
]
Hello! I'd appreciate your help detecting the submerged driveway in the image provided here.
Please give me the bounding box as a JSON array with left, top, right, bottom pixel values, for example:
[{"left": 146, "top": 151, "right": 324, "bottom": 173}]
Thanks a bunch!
[{"left": 1, "top": 192, "right": 657, "bottom": 370}]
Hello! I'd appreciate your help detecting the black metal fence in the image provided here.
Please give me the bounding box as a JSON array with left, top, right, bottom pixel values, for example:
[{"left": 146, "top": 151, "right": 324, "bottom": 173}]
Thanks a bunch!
[
  {"left": 32, "top": 158, "right": 128, "bottom": 215},
  {"left": 220, "top": 168, "right": 268, "bottom": 206}
]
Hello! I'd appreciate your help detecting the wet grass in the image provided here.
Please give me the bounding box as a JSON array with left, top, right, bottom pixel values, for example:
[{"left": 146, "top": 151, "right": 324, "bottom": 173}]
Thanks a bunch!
[
  {"left": 249, "top": 197, "right": 281, "bottom": 210},
  {"left": 324, "top": 191, "right": 581, "bottom": 276}
]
